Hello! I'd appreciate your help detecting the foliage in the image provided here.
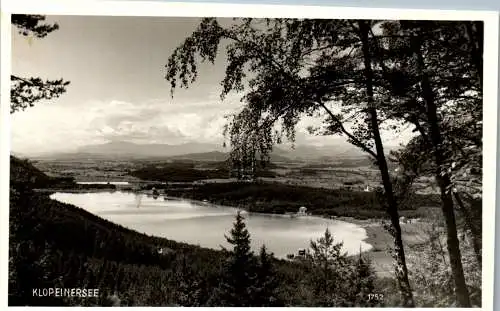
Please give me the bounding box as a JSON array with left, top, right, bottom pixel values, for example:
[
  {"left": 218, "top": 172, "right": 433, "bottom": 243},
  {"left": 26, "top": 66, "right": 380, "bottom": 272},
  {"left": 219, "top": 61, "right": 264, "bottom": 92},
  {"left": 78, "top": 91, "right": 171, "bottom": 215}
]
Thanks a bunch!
[
  {"left": 367, "top": 20, "right": 482, "bottom": 306},
  {"left": 168, "top": 181, "right": 440, "bottom": 219},
  {"left": 9, "top": 165, "right": 386, "bottom": 307},
  {"left": 9, "top": 15, "right": 483, "bottom": 306},
  {"left": 130, "top": 164, "right": 228, "bottom": 182},
  {"left": 303, "top": 228, "right": 378, "bottom": 306},
  {"left": 9, "top": 187, "right": 224, "bottom": 306},
  {"left": 11, "top": 14, "right": 70, "bottom": 113},
  {"left": 406, "top": 222, "right": 482, "bottom": 307},
  {"left": 129, "top": 161, "right": 275, "bottom": 182},
  {"left": 9, "top": 174, "right": 381, "bottom": 307},
  {"left": 377, "top": 21, "right": 482, "bottom": 198},
  {"left": 211, "top": 212, "right": 258, "bottom": 306},
  {"left": 164, "top": 18, "right": 419, "bottom": 304},
  {"left": 254, "top": 245, "right": 282, "bottom": 306},
  {"left": 210, "top": 212, "right": 283, "bottom": 306},
  {"left": 12, "top": 15, "right": 59, "bottom": 37}
]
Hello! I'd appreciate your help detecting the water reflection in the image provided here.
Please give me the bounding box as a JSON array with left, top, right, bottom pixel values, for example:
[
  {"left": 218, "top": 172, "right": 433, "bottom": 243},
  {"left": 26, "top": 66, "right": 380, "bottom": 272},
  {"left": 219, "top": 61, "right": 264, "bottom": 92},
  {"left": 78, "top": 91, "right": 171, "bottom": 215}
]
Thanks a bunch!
[{"left": 50, "top": 191, "right": 372, "bottom": 258}]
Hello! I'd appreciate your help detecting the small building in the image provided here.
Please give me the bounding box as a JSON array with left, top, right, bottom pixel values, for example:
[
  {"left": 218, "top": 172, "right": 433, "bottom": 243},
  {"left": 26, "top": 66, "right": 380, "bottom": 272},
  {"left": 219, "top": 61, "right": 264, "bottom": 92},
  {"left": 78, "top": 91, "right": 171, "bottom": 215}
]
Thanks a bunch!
[{"left": 297, "top": 206, "right": 307, "bottom": 216}]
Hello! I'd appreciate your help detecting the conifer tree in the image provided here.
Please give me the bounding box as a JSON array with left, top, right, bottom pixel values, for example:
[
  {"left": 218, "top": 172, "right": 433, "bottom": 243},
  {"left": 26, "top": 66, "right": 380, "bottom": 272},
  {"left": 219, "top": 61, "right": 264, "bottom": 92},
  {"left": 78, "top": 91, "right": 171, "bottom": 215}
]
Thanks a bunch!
[
  {"left": 306, "top": 228, "right": 348, "bottom": 306},
  {"left": 165, "top": 18, "right": 415, "bottom": 304},
  {"left": 304, "top": 228, "right": 377, "bottom": 306},
  {"left": 212, "top": 212, "right": 258, "bottom": 306},
  {"left": 254, "top": 245, "right": 282, "bottom": 306},
  {"left": 11, "top": 15, "right": 70, "bottom": 113},
  {"left": 175, "top": 254, "right": 203, "bottom": 306},
  {"left": 354, "top": 253, "right": 376, "bottom": 306}
]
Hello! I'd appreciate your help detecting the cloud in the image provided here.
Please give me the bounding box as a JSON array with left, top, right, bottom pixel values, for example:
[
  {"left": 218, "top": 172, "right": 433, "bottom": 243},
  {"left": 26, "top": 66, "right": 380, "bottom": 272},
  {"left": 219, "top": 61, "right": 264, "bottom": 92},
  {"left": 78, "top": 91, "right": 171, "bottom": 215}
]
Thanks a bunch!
[
  {"left": 11, "top": 93, "right": 245, "bottom": 154},
  {"left": 11, "top": 89, "right": 412, "bottom": 155}
]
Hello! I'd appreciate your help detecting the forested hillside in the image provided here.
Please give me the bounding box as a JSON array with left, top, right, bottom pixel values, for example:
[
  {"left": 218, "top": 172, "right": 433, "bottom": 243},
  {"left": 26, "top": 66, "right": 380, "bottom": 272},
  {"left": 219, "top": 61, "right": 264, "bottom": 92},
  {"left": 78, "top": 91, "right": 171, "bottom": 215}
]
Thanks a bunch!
[{"left": 9, "top": 156, "right": 381, "bottom": 306}]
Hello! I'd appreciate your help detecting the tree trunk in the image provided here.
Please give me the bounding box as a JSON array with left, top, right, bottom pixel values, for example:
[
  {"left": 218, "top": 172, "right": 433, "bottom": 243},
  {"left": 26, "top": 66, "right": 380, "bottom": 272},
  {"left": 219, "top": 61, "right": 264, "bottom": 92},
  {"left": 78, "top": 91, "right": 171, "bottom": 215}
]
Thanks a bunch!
[
  {"left": 410, "top": 31, "right": 471, "bottom": 307},
  {"left": 454, "top": 192, "right": 482, "bottom": 265},
  {"left": 358, "top": 20, "right": 415, "bottom": 307}
]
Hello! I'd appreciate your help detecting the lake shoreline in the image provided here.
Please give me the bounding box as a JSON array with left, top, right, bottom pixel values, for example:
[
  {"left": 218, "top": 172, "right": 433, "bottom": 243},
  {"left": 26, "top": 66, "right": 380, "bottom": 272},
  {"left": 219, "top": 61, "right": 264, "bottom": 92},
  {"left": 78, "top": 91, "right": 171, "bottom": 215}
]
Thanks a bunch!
[
  {"left": 46, "top": 188, "right": 430, "bottom": 277},
  {"left": 48, "top": 190, "right": 384, "bottom": 255}
]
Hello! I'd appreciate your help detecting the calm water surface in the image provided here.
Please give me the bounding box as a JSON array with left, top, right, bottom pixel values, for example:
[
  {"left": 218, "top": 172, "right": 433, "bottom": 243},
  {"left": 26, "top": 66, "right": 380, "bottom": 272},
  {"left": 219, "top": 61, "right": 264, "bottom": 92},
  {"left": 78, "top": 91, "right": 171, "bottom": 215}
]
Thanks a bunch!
[{"left": 51, "top": 191, "right": 372, "bottom": 258}]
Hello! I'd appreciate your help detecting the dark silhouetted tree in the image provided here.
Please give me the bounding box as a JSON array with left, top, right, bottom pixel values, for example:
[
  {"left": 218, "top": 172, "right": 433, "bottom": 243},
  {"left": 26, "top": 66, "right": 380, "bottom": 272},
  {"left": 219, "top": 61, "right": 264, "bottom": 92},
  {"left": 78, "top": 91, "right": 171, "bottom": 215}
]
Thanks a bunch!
[
  {"left": 211, "top": 212, "right": 258, "bottom": 306},
  {"left": 11, "top": 14, "right": 70, "bottom": 113},
  {"left": 304, "top": 228, "right": 377, "bottom": 306},
  {"left": 164, "top": 18, "right": 414, "bottom": 305},
  {"left": 370, "top": 20, "right": 483, "bottom": 307},
  {"left": 254, "top": 245, "right": 282, "bottom": 306}
]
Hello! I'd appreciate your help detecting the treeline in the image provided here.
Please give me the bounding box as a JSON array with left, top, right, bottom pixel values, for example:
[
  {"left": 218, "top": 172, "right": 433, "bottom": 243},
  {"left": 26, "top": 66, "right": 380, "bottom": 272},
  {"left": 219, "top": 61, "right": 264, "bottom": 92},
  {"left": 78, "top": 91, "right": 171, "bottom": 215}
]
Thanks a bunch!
[
  {"left": 129, "top": 163, "right": 228, "bottom": 182},
  {"left": 129, "top": 161, "right": 276, "bottom": 182},
  {"left": 10, "top": 156, "right": 117, "bottom": 191},
  {"left": 10, "top": 156, "right": 76, "bottom": 189},
  {"left": 9, "top": 156, "right": 381, "bottom": 306},
  {"left": 164, "top": 18, "right": 483, "bottom": 306},
  {"left": 168, "top": 181, "right": 441, "bottom": 219},
  {"left": 9, "top": 183, "right": 381, "bottom": 306}
]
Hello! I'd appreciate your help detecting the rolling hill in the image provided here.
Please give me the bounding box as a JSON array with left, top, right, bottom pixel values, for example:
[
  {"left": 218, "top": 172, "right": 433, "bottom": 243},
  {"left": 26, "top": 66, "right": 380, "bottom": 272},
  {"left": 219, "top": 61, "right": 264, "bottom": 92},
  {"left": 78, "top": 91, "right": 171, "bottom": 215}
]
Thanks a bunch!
[{"left": 22, "top": 140, "right": 381, "bottom": 163}]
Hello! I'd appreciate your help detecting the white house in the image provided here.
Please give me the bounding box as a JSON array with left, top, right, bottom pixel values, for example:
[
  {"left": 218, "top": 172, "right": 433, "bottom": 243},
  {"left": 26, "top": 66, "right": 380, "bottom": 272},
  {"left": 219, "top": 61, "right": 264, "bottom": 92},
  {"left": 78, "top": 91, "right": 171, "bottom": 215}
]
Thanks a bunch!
[{"left": 297, "top": 206, "right": 307, "bottom": 216}]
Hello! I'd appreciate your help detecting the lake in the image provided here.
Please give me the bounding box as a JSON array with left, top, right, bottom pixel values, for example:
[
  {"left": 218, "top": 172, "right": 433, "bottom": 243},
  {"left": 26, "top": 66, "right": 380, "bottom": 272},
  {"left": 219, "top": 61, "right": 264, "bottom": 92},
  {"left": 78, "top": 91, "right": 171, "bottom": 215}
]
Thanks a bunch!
[{"left": 50, "top": 191, "right": 372, "bottom": 258}]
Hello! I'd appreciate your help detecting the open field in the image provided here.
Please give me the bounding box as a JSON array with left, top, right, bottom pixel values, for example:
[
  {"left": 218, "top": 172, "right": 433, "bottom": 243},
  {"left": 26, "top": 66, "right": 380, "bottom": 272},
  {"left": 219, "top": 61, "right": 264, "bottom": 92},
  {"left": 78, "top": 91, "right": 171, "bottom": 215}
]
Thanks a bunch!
[
  {"left": 342, "top": 218, "right": 434, "bottom": 277},
  {"left": 10, "top": 150, "right": 480, "bottom": 307},
  {"left": 31, "top": 157, "right": 438, "bottom": 193},
  {"left": 25, "top": 156, "right": 444, "bottom": 279}
]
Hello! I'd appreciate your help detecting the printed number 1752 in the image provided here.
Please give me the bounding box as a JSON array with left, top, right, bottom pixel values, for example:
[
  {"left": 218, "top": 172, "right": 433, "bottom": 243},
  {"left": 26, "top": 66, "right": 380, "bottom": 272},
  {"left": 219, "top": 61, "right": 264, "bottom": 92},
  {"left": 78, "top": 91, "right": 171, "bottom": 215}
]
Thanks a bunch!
[{"left": 368, "top": 293, "right": 384, "bottom": 301}]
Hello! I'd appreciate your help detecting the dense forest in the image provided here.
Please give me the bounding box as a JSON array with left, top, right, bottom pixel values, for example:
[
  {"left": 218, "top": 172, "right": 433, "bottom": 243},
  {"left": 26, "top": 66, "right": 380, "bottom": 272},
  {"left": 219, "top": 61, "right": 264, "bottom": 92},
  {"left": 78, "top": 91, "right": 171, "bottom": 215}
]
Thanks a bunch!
[
  {"left": 9, "top": 155, "right": 481, "bottom": 307},
  {"left": 168, "top": 181, "right": 441, "bottom": 219},
  {"left": 9, "top": 14, "right": 484, "bottom": 307},
  {"left": 10, "top": 156, "right": 385, "bottom": 306},
  {"left": 129, "top": 160, "right": 276, "bottom": 182},
  {"left": 164, "top": 17, "right": 484, "bottom": 307}
]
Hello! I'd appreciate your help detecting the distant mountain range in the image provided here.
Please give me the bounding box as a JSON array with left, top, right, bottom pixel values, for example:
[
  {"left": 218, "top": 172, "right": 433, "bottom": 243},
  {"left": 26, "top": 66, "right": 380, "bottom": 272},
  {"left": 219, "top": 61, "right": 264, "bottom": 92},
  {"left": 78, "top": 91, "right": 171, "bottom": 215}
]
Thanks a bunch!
[
  {"left": 79, "top": 141, "right": 220, "bottom": 158},
  {"left": 20, "top": 140, "right": 376, "bottom": 162}
]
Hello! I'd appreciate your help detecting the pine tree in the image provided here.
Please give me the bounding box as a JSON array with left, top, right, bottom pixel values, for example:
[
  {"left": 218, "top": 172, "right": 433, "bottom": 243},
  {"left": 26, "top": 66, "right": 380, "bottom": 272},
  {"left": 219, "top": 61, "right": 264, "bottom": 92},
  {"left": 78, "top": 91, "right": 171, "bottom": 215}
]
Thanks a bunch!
[
  {"left": 354, "top": 253, "right": 376, "bottom": 306},
  {"left": 11, "top": 15, "right": 70, "bottom": 113},
  {"left": 212, "top": 212, "right": 258, "bottom": 306},
  {"left": 306, "top": 228, "right": 347, "bottom": 306},
  {"left": 165, "top": 18, "right": 415, "bottom": 304},
  {"left": 304, "top": 228, "right": 376, "bottom": 307},
  {"left": 254, "top": 245, "right": 282, "bottom": 306}
]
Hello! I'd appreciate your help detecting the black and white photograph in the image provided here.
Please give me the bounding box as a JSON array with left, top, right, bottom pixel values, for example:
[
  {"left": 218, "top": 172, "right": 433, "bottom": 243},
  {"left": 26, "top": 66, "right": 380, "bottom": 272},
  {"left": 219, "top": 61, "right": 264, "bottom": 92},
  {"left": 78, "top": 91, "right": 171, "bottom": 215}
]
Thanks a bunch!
[{"left": 2, "top": 1, "right": 498, "bottom": 308}]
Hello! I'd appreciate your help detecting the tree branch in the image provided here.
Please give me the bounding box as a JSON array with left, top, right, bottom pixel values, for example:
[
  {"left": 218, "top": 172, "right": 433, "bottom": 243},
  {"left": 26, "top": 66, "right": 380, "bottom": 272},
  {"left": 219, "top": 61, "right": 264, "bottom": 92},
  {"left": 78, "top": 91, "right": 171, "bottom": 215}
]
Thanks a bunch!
[{"left": 318, "top": 101, "right": 378, "bottom": 159}]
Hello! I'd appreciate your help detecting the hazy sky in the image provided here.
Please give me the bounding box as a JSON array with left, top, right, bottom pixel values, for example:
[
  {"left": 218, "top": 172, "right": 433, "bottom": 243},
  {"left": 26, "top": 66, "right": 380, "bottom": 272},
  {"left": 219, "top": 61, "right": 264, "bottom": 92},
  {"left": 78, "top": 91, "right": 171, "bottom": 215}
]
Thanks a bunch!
[{"left": 11, "top": 15, "right": 411, "bottom": 155}]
